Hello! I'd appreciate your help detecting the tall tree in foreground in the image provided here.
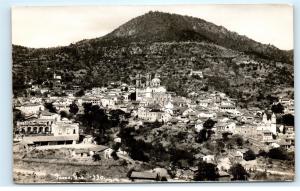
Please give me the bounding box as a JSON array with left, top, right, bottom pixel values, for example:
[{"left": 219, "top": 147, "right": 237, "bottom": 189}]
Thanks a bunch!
[
  {"left": 229, "top": 163, "right": 249, "bottom": 181},
  {"left": 194, "top": 161, "right": 219, "bottom": 181}
]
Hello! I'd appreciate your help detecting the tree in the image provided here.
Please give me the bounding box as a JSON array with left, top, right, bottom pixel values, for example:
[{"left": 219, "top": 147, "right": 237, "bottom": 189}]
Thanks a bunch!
[
  {"left": 201, "top": 85, "right": 209, "bottom": 92},
  {"left": 271, "top": 103, "right": 284, "bottom": 114},
  {"left": 75, "top": 89, "right": 85, "bottom": 97},
  {"left": 203, "top": 118, "right": 216, "bottom": 129},
  {"left": 112, "top": 142, "right": 121, "bottom": 152},
  {"left": 13, "top": 109, "right": 24, "bottom": 122},
  {"left": 230, "top": 134, "right": 244, "bottom": 147},
  {"left": 69, "top": 102, "right": 79, "bottom": 115},
  {"left": 282, "top": 114, "right": 294, "bottom": 126},
  {"left": 244, "top": 149, "right": 256, "bottom": 161},
  {"left": 229, "top": 163, "right": 249, "bottom": 181},
  {"left": 258, "top": 149, "right": 267, "bottom": 158},
  {"left": 236, "top": 136, "right": 244, "bottom": 147},
  {"left": 266, "top": 95, "right": 279, "bottom": 106},
  {"left": 216, "top": 140, "right": 225, "bottom": 153},
  {"left": 92, "top": 154, "right": 101, "bottom": 161},
  {"left": 194, "top": 161, "right": 219, "bottom": 181},
  {"left": 129, "top": 92, "right": 136, "bottom": 101},
  {"left": 169, "top": 148, "right": 194, "bottom": 168},
  {"left": 282, "top": 126, "right": 286, "bottom": 134},
  {"left": 196, "top": 118, "right": 216, "bottom": 143},
  {"left": 44, "top": 102, "right": 57, "bottom": 113},
  {"left": 196, "top": 128, "right": 215, "bottom": 143},
  {"left": 128, "top": 140, "right": 150, "bottom": 162},
  {"left": 109, "top": 109, "right": 126, "bottom": 127},
  {"left": 111, "top": 150, "right": 119, "bottom": 160},
  {"left": 268, "top": 148, "right": 290, "bottom": 160},
  {"left": 118, "top": 127, "right": 150, "bottom": 162},
  {"left": 80, "top": 103, "right": 111, "bottom": 141},
  {"left": 222, "top": 132, "right": 231, "bottom": 142},
  {"left": 60, "top": 111, "right": 68, "bottom": 119},
  {"left": 196, "top": 129, "right": 208, "bottom": 143},
  {"left": 13, "top": 109, "right": 25, "bottom": 133}
]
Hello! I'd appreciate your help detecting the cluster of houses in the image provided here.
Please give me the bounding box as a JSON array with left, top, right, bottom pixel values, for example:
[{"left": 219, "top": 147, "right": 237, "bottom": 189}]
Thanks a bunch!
[
  {"left": 12, "top": 71, "right": 295, "bottom": 182},
  {"left": 132, "top": 73, "right": 239, "bottom": 124},
  {"left": 278, "top": 97, "right": 295, "bottom": 114},
  {"left": 14, "top": 71, "right": 295, "bottom": 152},
  {"left": 212, "top": 110, "right": 295, "bottom": 152},
  {"left": 14, "top": 110, "right": 79, "bottom": 146}
]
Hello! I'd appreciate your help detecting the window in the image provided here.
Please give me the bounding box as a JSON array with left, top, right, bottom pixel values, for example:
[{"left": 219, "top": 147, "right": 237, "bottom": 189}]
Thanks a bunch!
[
  {"left": 73, "top": 129, "right": 76, "bottom": 134},
  {"left": 33, "top": 127, "right": 37, "bottom": 133},
  {"left": 66, "top": 128, "right": 70, "bottom": 134},
  {"left": 59, "top": 129, "right": 62, "bottom": 135}
]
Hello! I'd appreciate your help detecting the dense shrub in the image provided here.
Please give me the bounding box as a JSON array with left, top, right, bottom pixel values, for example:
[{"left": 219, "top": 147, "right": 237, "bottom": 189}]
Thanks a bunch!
[
  {"left": 229, "top": 163, "right": 249, "bottom": 181},
  {"left": 244, "top": 149, "right": 256, "bottom": 161},
  {"left": 267, "top": 148, "right": 291, "bottom": 160}
]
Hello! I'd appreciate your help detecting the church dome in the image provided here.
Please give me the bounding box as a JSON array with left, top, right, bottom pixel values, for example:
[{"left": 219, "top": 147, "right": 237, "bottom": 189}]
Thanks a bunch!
[
  {"left": 152, "top": 78, "right": 161, "bottom": 84},
  {"left": 151, "top": 77, "right": 161, "bottom": 87}
]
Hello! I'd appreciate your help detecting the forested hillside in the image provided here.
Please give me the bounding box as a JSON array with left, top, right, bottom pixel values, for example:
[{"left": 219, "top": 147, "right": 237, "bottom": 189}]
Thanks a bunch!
[{"left": 12, "top": 11, "right": 294, "bottom": 108}]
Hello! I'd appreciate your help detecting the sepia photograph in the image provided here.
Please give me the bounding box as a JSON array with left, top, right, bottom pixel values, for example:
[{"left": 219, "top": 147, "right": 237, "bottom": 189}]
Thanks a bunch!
[{"left": 12, "top": 4, "right": 294, "bottom": 183}]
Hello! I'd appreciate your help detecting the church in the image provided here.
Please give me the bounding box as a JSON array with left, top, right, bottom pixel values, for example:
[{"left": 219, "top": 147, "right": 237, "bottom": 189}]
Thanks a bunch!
[
  {"left": 257, "top": 113, "right": 277, "bottom": 135},
  {"left": 135, "top": 73, "right": 167, "bottom": 102}
]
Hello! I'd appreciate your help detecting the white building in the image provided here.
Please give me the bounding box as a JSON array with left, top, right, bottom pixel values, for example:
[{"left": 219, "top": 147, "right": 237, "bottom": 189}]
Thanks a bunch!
[
  {"left": 257, "top": 113, "right": 277, "bottom": 135},
  {"left": 39, "top": 111, "right": 60, "bottom": 121},
  {"left": 198, "top": 100, "right": 210, "bottom": 108},
  {"left": 189, "top": 70, "right": 204, "bottom": 78},
  {"left": 195, "top": 123, "right": 203, "bottom": 132},
  {"left": 136, "top": 75, "right": 167, "bottom": 101},
  {"left": 137, "top": 107, "right": 163, "bottom": 122},
  {"left": 80, "top": 96, "right": 102, "bottom": 106},
  {"left": 163, "top": 101, "right": 174, "bottom": 115},
  {"left": 51, "top": 118, "right": 79, "bottom": 137},
  {"left": 101, "top": 96, "right": 117, "bottom": 108},
  {"left": 202, "top": 155, "right": 215, "bottom": 163},
  {"left": 197, "top": 112, "right": 216, "bottom": 119},
  {"left": 216, "top": 122, "right": 236, "bottom": 133},
  {"left": 219, "top": 105, "right": 236, "bottom": 113},
  {"left": 16, "top": 118, "right": 79, "bottom": 146},
  {"left": 16, "top": 103, "right": 44, "bottom": 116}
]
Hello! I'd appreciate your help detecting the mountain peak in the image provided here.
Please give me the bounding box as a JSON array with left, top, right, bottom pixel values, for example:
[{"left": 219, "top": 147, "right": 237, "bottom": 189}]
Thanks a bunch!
[
  {"left": 105, "top": 10, "right": 209, "bottom": 42},
  {"left": 100, "top": 11, "right": 291, "bottom": 63}
]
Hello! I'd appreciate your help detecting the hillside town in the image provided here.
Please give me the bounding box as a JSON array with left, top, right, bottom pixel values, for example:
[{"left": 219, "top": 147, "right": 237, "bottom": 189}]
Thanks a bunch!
[{"left": 13, "top": 71, "right": 295, "bottom": 183}]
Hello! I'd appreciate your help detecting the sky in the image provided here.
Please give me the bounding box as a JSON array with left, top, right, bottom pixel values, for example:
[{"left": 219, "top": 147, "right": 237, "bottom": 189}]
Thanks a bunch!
[{"left": 11, "top": 4, "right": 294, "bottom": 50}]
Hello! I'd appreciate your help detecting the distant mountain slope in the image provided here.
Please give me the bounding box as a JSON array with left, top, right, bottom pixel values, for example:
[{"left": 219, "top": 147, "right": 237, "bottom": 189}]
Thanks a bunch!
[
  {"left": 89, "top": 11, "right": 292, "bottom": 63},
  {"left": 12, "top": 11, "right": 294, "bottom": 108}
]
